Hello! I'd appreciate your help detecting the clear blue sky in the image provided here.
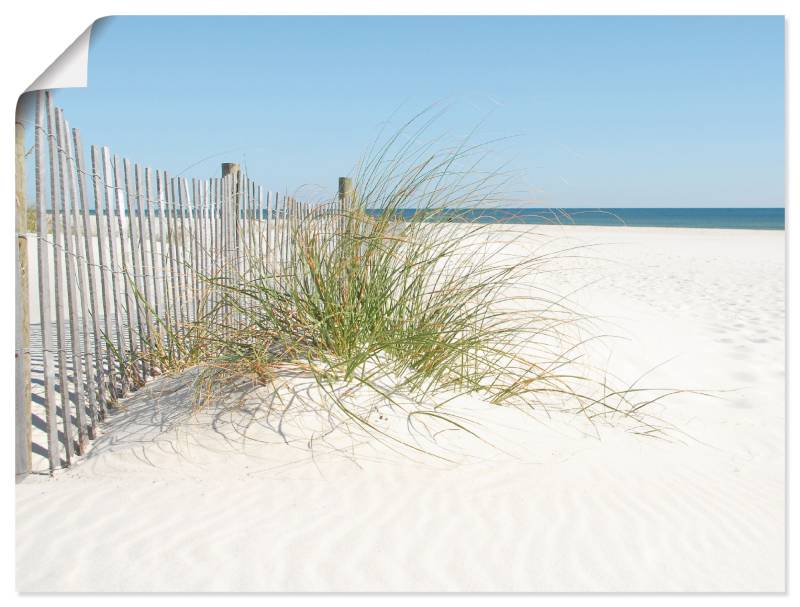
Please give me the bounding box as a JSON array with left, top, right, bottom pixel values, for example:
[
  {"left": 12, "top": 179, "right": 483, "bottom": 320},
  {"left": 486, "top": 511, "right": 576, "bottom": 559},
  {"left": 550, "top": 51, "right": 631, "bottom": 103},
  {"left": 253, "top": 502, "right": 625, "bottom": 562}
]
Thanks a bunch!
[{"left": 41, "top": 16, "right": 784, "bottom": 207}]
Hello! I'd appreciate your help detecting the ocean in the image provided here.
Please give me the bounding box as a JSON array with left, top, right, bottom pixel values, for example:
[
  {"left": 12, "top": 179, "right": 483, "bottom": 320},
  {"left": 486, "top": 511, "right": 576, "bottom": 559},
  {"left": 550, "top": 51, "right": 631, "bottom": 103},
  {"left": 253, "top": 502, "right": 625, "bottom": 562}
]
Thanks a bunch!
[
  {"left": 373, "top": 208, "right": 785, "bottom": 230},
  {"left": 54, "top": 207, "right": 785, "bottom": 230}
]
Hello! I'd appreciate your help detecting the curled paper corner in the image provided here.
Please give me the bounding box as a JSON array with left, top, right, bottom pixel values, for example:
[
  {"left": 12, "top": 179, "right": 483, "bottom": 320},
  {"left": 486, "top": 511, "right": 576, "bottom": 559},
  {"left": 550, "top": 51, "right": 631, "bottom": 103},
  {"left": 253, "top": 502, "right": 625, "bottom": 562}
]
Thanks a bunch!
[{"left": 24, "top": 22, "right": 96, "bottom": 92}]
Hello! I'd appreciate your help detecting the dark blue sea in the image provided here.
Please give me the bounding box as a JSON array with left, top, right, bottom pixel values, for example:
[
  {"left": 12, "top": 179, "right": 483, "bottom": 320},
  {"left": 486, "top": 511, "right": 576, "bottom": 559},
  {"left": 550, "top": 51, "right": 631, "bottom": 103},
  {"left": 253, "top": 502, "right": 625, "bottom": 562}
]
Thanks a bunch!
[{"left": 370, "top": 208, "right": 785, "bottom": 230}]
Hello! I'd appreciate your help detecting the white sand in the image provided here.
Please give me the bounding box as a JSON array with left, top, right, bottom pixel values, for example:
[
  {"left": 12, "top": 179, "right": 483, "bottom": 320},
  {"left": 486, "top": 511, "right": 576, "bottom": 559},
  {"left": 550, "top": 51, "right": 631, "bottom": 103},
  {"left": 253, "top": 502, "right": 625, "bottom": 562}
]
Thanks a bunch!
[{"left": 16, "top": 225, "right": 785, "bottom": 592}]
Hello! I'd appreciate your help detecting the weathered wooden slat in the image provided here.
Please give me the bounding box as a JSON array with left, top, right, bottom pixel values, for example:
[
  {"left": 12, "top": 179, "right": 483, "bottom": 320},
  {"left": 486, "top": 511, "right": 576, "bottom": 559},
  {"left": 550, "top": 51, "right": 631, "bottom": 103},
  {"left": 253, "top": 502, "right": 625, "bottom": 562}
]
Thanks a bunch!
[
  {"left": 193, "top": 179, "right": 203, "bottom": 318},
  {"left": 188, "top": 179, "right": 195, "bottom": 322},
  {"left": 164, "top": 173, "right": 182, "bottom": 345},
  {"left": 61, "top": 113, "right": 96, "bottom": 442},
  {"left": 267, "top": 192, "right": 278, "bottom": 283},
  {"left": 281, "top": 195, "right": 290, "bottom": 289},
  {"left": 55, "top": 107, "right": 87, "bottom": 455},
  {"left": 214, "top": 178, "right": 222, "bottom": 317},
  {"left": 229, "top": 175, "right": 238, "bottom": 329},
  {"left": 265, "top": 190, "right": 270, "bottom": 275},
  {"left": 208, "top": 181, "right": 214, "bottom": 280},
  {"left": 289, "top": 196, "right": 295, "bottom": 272},
  {"left": 205, "top": 179, "right": 212, "bottom": 312},
  {"left": 182, "top": 179, "right": 194, "bottom": 322},
  {"left": 234, "top": 174, "right": 243, "bottom": 327},
  {"left": 295, "top": 198, "right": 301, "bottom": 273},
  {"left": 295, "top": 198, "right": 303, "bottom": 280},
  {"left": 276, "top": 192, "right": 283, "bottom": 279},
  {"left": 90, "top": 146, "right": 118, "bottom": 405},
  {"left": 199, "top": 180, "right": 206, "bottom": 315},
  {"left": 101, "top": 147, "right": 129, "bottom": 396},
  {"left": 251, "top": 180, "right": 258, "bottom": 263},
  {"left": 190, "top": 178, "right": 197, "bottom": 321},
  {"left": 229, "top": 176, "right": 236, "bottom": 279},
  {"left": 274, "top": 193, "right": 282, "bottom": 287},
  {"left": 47, "top": 96, "right": 74, "bottom": 464},
  {"left": 124, "top": 159, "right": 148, "bottom": 378},
  {"left": 254, "top": 183, "right": 260, "bottom": 272},
  {"left": 266, "top": 191, "right": 273, "bottom": 279},
  {"left": 14, "top": 217, "right": 27, "bottom": 474},
  {"left": 164, "top": 174, "right": 176, "bottom": 336},
  {"left": 242, "top": 178, "right": 250, "bottom": 280},
  {"left": 282, "top": 195, "right": 289, "bottom": 286},
  {"left": 112, "top": 155, "right": 139, "bottom": 388},
  {"left": 155, "top": 170, "right": 172, "bottom": 350},
  {"left": 120, "top": 159, "right": 143, "bottom": 380},
  {"left": 182, "top": 178, "right": 197, "bottom": 322},
  {"left": 257, "top": 185, "right": 264, "bottom": 266},
  {"left": 207, "top": 180, "right": 214, "bottom": 314},
  {"left": 290, "top": 197, "right": 295, "bottom": 278},
  {"left": 204, "top": 179, "right": 211, "bottom": 311},
  {"left": 143, "top": 168, "right": 160, "bottom": 339},
  {"left": 292, "top": 198, "right": 300, "bottom": 273},
  {"left": 174, "top": 175, "right": 188, "bottom": 332},
  {"left": 34, "top": 92, "right": 59, "bottom": 472},
  {"left": 173, "top": 177, "right": 189, "bottom": 328},
  {"left": 224, "top": 175, "right": 233, "bottom": 329},
  {"left": 252, "top": 183, "right": 259, "bottom": 272},
  {"left": 240, "top": 176, "right": 248, "bottom": 281},
  {"left": 245, "top": 176, "right": 253, "bottom": 281},
  {"left": 287, "top": 197, "right": 294, "bottom": 279},
  {"left": 135, "top": 164, "right": 155, "bottom": 363},
  {"left": 286, "top": 197, "right": 293, "bottom": 277},
  {"left": 221, "top": 175, "right": 229, "bottom": 326},
  {"left": 74, "top": 129, "right": 107, "bottom": 417},
  {"left": 15, "top": 96, "right": 31, "bottom": 479},
  {"left": 191, "top": 179, "right": 199, "bottom": 317},
  {"left": 125, "top": 167, "right": 144, "bottom": 353},
  {"left": 218, "top": 176, "right": 227, "bottom": 329},
  {"left": 250, "top": 177, "right": 256, "bottom": 273},
  {"left": 212, "top": 179, "right": 219, "bottom": 315},
  {"left": 299, "top": 201, "right": 308, "bottom": 284},
  {"left": 184, "top": 178, "right": 196, "bottom": 321}
]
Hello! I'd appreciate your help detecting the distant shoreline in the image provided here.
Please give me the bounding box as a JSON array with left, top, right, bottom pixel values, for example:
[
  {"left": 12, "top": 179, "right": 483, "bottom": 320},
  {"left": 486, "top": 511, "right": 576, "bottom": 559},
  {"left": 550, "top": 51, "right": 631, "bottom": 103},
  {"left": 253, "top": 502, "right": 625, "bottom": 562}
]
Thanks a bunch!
[{"left": 365, "top": 207, "right": 786, "bottom": 231}]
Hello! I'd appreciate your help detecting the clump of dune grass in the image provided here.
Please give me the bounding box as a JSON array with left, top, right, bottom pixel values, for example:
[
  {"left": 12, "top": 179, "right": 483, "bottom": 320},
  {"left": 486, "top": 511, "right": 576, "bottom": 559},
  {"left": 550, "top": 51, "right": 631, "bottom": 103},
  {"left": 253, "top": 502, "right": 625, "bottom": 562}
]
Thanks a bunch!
[
  {"left": 115, "top": 112, "right": 682, "bottom": 456},
  {"left": 176, "top": 116, "right": 680, "bottom": 451}
]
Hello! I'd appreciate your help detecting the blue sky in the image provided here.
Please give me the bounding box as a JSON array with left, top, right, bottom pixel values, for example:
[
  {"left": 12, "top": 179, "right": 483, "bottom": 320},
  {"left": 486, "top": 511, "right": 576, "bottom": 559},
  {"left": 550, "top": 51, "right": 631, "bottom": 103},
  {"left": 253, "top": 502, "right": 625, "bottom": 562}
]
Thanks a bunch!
[{"left": 38, "top": 16, "right": 784, "bottom": 207}]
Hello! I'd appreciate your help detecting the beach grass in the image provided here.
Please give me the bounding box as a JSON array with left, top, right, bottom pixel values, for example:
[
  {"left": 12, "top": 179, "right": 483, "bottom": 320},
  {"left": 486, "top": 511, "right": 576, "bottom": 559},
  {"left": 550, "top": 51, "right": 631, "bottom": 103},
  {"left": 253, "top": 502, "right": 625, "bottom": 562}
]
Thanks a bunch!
[{"left": 119, "top": 114, "right": 677, "bottom": 452}]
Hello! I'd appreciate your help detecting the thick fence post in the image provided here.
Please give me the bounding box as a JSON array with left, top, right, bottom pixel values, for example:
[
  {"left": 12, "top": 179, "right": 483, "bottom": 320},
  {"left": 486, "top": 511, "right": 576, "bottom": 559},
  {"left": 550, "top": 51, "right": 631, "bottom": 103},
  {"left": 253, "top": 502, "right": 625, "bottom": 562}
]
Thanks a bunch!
[
  {"left": 338, "top": 177, "right": 353, "bottom": 203},
  {"left": 221, "top": 163, "right": 239, "bottom": 264},
  {"left": 337, "top": 177, "right": 353, "bottom": 248},
  {"left": 338, "top": 176, "right": 353, "bottom": 222},
  {"left": 221, "top": 163, "right": 240, "bottom": 181},
  {"left": 222, "top": 164, "right": 241, "bottom": 251},
  {"left": 15, "top": 97, "right": 32, "bottom": 480},
  {"left": 221, "top": 164, "right": 240, "bottom": 325}
]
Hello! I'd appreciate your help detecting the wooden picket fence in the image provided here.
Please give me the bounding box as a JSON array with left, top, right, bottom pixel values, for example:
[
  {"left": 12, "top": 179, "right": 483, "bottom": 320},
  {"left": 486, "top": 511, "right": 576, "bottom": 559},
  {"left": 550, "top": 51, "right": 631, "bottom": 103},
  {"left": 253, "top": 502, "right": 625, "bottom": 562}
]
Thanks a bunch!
[{"left": 14, "top": 90, "right": 342, "bottom": 479}]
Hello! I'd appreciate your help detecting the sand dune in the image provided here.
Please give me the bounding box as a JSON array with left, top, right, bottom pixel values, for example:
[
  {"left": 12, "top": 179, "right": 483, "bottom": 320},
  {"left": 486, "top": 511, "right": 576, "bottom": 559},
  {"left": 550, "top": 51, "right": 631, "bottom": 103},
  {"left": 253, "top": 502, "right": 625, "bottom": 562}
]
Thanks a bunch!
[{"left": 16, "top": 225, "right": 785, "bottom": 592}]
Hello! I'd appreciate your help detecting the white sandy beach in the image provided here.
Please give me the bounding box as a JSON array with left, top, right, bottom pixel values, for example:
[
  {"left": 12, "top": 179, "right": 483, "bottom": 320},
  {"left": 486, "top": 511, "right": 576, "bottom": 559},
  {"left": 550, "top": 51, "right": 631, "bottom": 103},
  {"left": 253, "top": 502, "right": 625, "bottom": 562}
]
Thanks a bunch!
[{"left": 15, "top": 224, "right": 785, "bottom": 592}]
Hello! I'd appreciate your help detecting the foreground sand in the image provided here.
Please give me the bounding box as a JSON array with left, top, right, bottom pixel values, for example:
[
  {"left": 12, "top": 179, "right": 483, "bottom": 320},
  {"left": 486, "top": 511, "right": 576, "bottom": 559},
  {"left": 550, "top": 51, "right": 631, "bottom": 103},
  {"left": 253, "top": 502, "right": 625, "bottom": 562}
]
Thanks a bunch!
[{"left": 16, "top": 225, "right": 785, "bottom": 592}]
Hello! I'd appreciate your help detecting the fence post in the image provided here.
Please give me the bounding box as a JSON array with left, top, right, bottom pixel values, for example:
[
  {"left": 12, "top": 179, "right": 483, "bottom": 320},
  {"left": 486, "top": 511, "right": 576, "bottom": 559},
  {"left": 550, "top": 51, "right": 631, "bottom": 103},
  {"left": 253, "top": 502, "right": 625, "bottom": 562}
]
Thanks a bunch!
[
  {"left": 338, "top": 177, "right": 353, "bottom": 205},
  {"left": 337, "top": 177, "right": 352, "bottom": 246},
  {"left": 221, "top": 162, "right": 240, "bottom": 258},
  {"left": 221, "top": 163, "right": 240, "bottom": 180},
  {"left": 15, "top": 96, "right": 32, "bottom": 480},
  {"left": 221, "top": 164, "right": 240, "bottom": 325}
]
